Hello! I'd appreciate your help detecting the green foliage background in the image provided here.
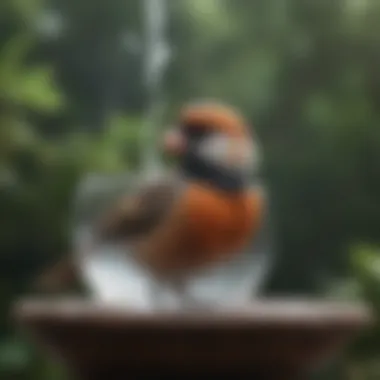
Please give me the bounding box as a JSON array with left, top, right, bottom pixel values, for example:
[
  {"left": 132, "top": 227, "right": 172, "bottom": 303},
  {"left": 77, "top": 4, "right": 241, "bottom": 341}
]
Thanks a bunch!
[{"left": 0, "top": 0, "right": 379, "bottom": 378}]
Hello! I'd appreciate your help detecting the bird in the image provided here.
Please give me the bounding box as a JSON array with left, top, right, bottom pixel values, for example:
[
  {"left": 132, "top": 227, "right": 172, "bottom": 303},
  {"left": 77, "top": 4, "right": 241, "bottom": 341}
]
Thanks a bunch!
[{"left": 34, "top": 101, "right": 267, "bottom": 309}]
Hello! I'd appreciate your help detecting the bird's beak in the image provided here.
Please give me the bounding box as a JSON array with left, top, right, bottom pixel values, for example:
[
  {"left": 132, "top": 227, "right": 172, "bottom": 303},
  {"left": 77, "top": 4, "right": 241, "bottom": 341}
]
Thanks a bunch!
[{"left": 162, "top": 128, "right": 187, "bottom": 156}]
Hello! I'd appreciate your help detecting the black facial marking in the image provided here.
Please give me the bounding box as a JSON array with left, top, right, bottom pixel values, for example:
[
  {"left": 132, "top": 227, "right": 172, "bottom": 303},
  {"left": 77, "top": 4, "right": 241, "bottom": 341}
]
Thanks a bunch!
[{"left": 179, "top": 123, "right": 246, "bottom": 193}]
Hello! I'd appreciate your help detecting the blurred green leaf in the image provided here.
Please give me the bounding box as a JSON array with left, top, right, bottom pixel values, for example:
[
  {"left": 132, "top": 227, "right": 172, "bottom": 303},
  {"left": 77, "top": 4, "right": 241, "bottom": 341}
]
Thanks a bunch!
[
  {"left": 11, "top": 0, "right": 45, "bottom": 21},
  {"left": 13, "top": 66, "right": 64, "bottom": 112},
  {"left": 0, "top": 35, "right": 33, "bottom": 81},
  {"left": 351, "top": 244, "right": 380, "bottom": 286}
]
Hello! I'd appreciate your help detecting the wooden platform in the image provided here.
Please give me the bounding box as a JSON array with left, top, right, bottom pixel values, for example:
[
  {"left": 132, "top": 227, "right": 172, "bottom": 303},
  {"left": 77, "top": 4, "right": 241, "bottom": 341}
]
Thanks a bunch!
[{"left": 13, "top": 298, "right": 373, "bottom": 379}]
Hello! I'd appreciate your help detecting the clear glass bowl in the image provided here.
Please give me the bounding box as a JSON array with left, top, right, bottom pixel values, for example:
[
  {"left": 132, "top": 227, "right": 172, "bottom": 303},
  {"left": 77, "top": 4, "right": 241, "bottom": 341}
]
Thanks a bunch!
[{"left": 71, "top": 171, "right": 274, "bottom": 310}]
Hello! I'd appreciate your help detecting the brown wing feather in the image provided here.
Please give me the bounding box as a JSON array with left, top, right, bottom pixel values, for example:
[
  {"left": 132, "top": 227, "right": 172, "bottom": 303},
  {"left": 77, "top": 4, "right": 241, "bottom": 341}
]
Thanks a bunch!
[
  {"left": 93, "top": 176, "right": 182, "bottom": 243},
  {"left": 134, "top": 192, "right": 192, "bottom": 277}
]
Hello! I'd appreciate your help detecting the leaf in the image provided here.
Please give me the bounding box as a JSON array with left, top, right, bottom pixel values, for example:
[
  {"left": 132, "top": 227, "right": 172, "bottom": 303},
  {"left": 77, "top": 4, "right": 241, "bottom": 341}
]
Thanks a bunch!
[
  {"left": 13, "top": 66, "right": 64, "bottom": 112},
  {"left": 0, "top": 35, "right": 34, "bottom": 87},
  {"left": 0, "top": 36, "right": 64, "bottom": 113},
  {"left": 352, "top": 244, "right": 380, "bottom": 279},
  {"left": 10, "top": 0, "right": 45, "bottom": 23}
]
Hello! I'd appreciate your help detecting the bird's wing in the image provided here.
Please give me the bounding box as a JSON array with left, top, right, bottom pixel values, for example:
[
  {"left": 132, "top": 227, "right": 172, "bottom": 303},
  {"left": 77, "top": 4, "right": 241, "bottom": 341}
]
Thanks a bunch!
[{"left": 92, "top": 174, "right": 184, "bottom": 244}]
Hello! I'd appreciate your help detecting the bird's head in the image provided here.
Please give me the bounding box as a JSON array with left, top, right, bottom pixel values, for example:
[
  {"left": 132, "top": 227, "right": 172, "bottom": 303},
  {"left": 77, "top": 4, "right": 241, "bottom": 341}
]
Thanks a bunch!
[{"left": 162, "top": 101, "right": 261, "bottom": 192}]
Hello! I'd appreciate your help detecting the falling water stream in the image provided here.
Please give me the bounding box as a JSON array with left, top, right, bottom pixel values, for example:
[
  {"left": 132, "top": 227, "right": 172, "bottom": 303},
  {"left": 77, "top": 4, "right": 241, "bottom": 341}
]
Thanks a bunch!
[{"left": 141, "top": 0, "right": 171, "bottom": 178}]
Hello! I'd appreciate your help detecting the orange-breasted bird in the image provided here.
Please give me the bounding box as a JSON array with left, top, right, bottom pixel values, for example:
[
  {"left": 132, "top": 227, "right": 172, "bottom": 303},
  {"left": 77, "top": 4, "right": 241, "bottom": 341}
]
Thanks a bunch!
[{"left": 35, "top": 101, "right": 267, "bottom": 307}]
